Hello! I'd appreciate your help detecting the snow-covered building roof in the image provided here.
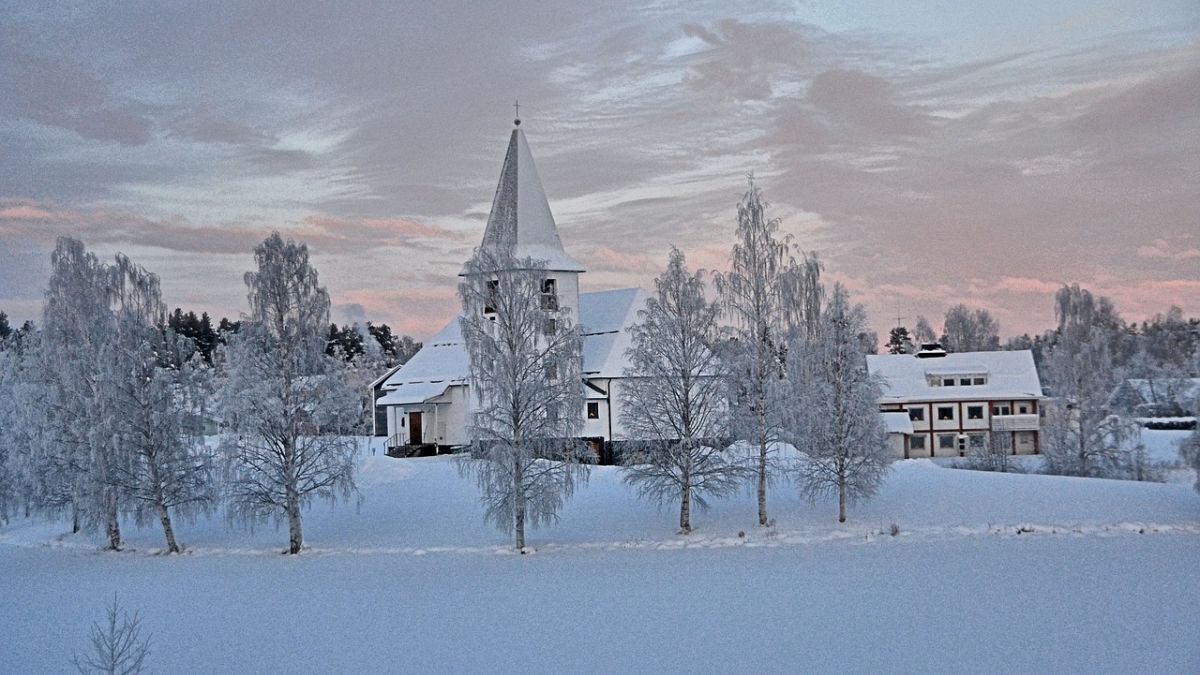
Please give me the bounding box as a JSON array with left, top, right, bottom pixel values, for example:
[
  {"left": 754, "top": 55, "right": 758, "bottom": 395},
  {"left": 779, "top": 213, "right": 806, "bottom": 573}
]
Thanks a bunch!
[
  {"left": 381, "top": 288, "right": 646, "bottom": 391},
  {"left": 377, "top": 381, "right": 452, "bottom": 406},
  {"left": 580, "top": 288, "right": 647, "bottom": 378},
  {"left": 471, "top": 127, "right": 585, "bottom": 273},
  {"left": 866, "top": 350, "right": 1043, "bottom": 403},
  {"left": 379, "top": 319, "right": 471, "bottom": 390},
  {"left": 881, "top": 412, "right": 914, "bottom": 435},
  {"left": 1108, "top": 377, "right": 1200, "bottom": 413}
]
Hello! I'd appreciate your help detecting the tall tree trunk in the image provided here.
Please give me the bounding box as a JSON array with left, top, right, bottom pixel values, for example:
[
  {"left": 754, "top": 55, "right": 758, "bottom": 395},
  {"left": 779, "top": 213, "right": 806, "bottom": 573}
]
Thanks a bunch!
[
  {"left": 157, "top": 501, "right": 180, "bottom": 554},
  {"left": 837, "top": 478, "right": 847, "bottom": 524},
  {"left": 104, "top": 488, "right": 122, "bottom": 550},
  {"left": 679, "top": 478, "right": 692, "bottom": 534},
  {"left": 149, "top": 455, "right": 181, "bottom": 553},
  {"left": 105, "top": 511, "right": 122, "bottom": 551},
  {"left": 286, "top": 488, "right": 303, "bottom": 554},
  {"left": 71, "top": 505, "right": 80, "bottom": 534},
  {"left": 514, "top": 462, "right": 526, "bottom": 553},
  {"left": 757, "top": 402, "right": 769, "bottom": 526}
]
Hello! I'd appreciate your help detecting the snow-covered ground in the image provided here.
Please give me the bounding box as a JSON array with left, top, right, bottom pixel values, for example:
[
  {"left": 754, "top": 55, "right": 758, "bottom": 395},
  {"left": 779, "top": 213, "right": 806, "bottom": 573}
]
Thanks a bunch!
[{"left": 2, "top": 437, "right": 1198, "bottom": 673}]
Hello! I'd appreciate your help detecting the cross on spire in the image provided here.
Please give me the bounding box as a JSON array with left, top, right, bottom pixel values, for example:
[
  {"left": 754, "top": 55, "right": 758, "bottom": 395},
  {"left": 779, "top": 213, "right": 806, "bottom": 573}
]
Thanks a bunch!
[{"left": 513, "top": 99, "right": 521, "bottom": 126}]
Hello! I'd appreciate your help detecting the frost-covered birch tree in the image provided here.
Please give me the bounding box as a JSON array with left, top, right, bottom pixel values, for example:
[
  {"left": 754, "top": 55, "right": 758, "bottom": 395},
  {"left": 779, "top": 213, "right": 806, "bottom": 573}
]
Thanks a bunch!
[
  {"left": 106, "top": 255, "right": 216, "bottom": 554},
  {"left": 785, "top": 285, "right": 891, "bottom": 523},
  {"left": 459, "top": 247, "right": 589, "bottom": 552},
  {"left": 912, "top": 315, "right": 936, "bottom": 346},
  {"left": 220, "top": 233, "right": 360, "bottom": 554},
  {"left": 39, "top": 238, "right": 126, "bottom": 548},
  {"left": 1041, "top": 285, "right": 1134, "bottom": 478},
  {"left": 0, "top": 330, "right": 56, "bottom": 524},
  {"left": 941, "top": 305, "right": 1000, "bottom": 353},
  {"left": 0, "top": 349, "right": 20, "bottom": 524},
  {"left": 714, "top": 178, "right": 794, "bottom": 527},
  {"left": 619, "top": 248, "right": 747, "bottom": 534}
]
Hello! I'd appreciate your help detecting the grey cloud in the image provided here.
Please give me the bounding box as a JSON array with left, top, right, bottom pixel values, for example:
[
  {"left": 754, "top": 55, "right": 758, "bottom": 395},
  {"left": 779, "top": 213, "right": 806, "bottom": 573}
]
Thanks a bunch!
[
  {"left": 807, "top": 69, "right": 929, "bottom": 137},
  {"left": 0, "top": 43, "right": 155, "bottom": 145},
  {"left": 166, "top": 110, "right": 275, "bottom": 147},
  {"left": 680, "top": 19, "right": 813, "bottom": 101}
]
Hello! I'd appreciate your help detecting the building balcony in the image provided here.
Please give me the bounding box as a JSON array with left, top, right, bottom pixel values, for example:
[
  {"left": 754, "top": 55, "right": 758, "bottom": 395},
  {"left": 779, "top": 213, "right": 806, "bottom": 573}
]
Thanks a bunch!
[{"left": 991, "top": 414, "right": 1039, "bottom": 432}]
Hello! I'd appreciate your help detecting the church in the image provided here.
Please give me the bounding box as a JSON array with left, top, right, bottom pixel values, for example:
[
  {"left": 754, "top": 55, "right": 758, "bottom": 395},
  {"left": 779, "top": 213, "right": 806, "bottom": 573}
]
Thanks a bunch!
[{"left": 372, "top": 120, "right": 648, "bottom": 462}]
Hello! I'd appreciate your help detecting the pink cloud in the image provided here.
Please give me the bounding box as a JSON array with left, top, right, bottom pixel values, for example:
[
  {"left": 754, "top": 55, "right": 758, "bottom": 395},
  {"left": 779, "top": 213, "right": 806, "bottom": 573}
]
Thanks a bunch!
[
  {"left": 1136, "top": 238, "right": 1200, "bottom": 261},
  {"left": 991, "top": 276, "right": 1062, "bottom": 294},
  {"left": 0, "top": 201, "right": 56, "bottom": 221},
  {"left": 336, "top": 287, "right": 460, "bottom": 338},
  {"left": 589, "top": 245, "right": 660, "bottom": 274},
  {"left": 302, "top": 214, "right": 458, "bottom": 242}
]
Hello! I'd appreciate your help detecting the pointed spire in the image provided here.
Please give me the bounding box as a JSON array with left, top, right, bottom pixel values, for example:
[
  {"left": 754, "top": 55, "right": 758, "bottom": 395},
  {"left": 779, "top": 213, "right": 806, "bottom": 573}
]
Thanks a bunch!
[{"left": 477, "top": 126, "right": 585, "bottom": 272}]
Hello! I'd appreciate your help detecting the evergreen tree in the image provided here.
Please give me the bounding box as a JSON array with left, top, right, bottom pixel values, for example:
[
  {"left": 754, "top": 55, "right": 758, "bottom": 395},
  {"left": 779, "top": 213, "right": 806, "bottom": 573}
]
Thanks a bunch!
[
  {"left": 326, "top": 323, "right": 366, "bottom": 362},
  {"left": 886, "top": 326, "right": 913, "bottom": 355},
  {"left": 216, "top": 317, "right": 241, "bottom": 344}
]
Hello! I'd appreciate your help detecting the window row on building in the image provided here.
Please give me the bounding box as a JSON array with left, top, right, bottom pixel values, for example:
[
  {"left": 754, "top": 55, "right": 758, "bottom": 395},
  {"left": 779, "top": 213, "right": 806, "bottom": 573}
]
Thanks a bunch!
[
  {"left": 906, "top": 401, "right": 1036, "bottom": 422},
  {"left": 925, "top": 374, "right": 989, "bottom": 387}
]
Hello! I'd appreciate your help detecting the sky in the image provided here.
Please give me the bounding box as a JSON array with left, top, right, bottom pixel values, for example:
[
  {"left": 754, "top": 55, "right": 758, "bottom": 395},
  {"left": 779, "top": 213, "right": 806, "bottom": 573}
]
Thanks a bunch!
[{"left": 1, "top": 0, "right": 1198, "bottom": 341}]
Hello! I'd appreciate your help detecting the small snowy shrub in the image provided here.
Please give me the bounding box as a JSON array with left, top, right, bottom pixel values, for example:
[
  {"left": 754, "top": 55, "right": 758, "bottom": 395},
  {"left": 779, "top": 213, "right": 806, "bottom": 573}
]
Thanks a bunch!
[
  {"left": 1181, "top": 429, "right": 1200, "bottom": 494},
  {"left": 73, "top": 596, "right": 151, "bottom": 675}
]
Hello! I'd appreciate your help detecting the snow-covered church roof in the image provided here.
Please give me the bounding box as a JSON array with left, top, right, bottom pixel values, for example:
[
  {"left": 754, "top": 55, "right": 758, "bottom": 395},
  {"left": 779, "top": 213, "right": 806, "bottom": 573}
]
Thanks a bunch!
[
  {"left": 380, "top": 288, "right": 647, "bottom": 391},
  {"left": 472, "top": 126, "right": 585, "bottom": 273}
]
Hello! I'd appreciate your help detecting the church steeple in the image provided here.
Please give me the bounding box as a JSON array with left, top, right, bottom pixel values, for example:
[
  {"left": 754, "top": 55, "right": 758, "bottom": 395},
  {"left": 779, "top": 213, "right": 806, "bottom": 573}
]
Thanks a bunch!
[{"left": 478, "top": 124, "right": 586, "bottom": 273}]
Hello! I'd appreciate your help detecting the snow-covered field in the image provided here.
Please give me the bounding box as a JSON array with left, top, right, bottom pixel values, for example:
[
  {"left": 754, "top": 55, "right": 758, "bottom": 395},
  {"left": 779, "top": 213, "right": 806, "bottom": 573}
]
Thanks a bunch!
[{"left": 2, "top": 435, "right": 1198, "bottom": 673}]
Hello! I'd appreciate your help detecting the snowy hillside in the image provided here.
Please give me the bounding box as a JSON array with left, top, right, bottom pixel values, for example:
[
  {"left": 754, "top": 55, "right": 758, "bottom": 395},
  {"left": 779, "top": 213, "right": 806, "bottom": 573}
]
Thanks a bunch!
[{"left": 2, "top": 439, "right": 1198, "bottom": 673}]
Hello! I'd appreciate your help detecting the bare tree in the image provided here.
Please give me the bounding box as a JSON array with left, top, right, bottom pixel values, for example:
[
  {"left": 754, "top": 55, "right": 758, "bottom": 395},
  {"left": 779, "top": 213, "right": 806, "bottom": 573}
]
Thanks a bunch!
[
  {"left": 458, "top": 247, "right": 589, "bottom": 552},
  {"left": 220, "top": 233, "right": 361, "bottom": 554},
  {"left": 959, "top": 431, "right": 1024, "bottom": 474},
  {"left": 619, "top": 248, "right": 748, "bottom": 534},
  {"left": 714, "top": 178, "right": 794, "bottom": 527},
  {"left": 785, "top": 285, "right": 891, "bottom": 523},
  {"left": 73, "top": 596, "right": 151, "bottom": 675},
  {"left": 941, "top": 304, "right": 1000, "bottom": 352}
]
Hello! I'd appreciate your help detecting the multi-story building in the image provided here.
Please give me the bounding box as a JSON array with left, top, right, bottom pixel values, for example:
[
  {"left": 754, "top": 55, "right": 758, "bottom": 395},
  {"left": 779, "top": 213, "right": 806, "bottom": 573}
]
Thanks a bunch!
[{"left": 866, "top": 345, "right": 1044, "bottom": 458}]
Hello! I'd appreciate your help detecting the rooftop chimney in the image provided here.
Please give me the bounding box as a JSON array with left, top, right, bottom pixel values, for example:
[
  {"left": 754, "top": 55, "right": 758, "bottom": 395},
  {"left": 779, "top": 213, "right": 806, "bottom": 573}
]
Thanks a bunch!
[{"left": 915, "top": 342, "right": 948, "bottom": 358}]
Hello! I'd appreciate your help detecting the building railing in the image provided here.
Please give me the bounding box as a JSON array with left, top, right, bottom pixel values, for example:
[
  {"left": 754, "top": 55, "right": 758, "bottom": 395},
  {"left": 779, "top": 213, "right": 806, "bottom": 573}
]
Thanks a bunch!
[{"left": 991, "top": 414, "right": 1039, "bottom": 432}]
